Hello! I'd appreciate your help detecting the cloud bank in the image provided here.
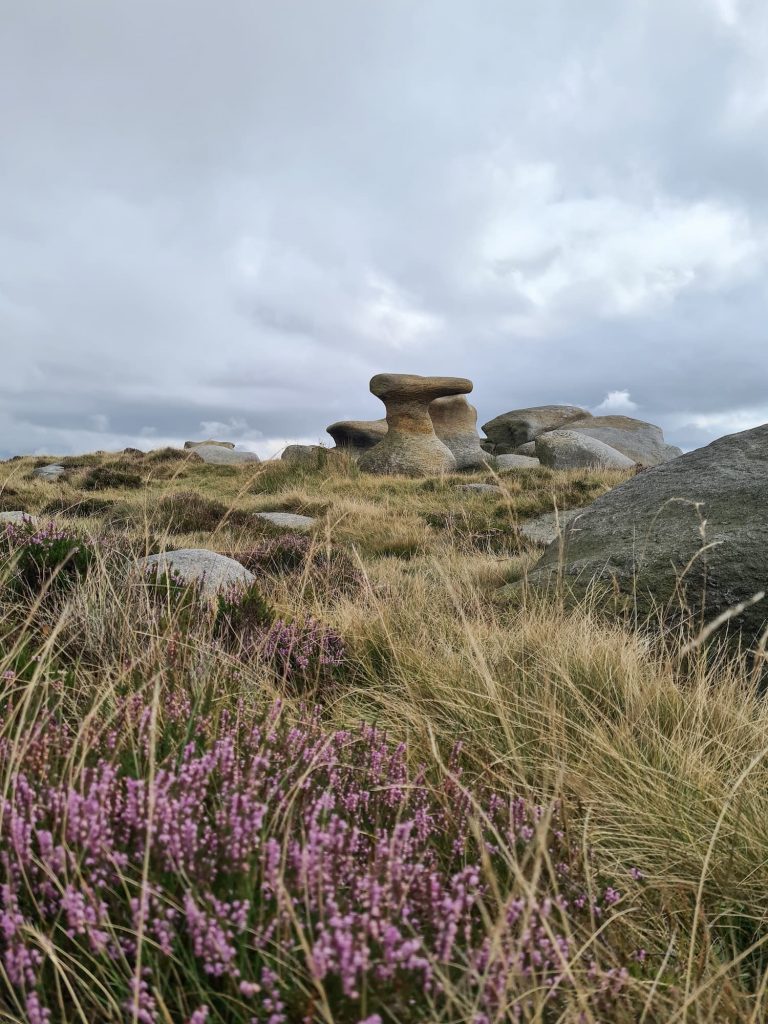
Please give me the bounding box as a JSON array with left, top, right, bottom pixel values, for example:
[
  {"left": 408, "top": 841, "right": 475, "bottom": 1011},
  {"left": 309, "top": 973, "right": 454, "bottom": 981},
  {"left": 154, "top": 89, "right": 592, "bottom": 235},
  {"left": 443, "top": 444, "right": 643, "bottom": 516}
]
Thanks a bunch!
[{"left": 2, "top": 0, "right": 767, "bottom": 458}]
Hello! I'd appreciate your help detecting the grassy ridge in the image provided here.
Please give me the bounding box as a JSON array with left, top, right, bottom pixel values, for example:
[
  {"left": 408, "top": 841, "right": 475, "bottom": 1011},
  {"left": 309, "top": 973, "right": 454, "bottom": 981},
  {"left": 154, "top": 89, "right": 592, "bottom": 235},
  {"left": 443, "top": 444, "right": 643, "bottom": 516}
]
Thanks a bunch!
[{"left": 2, "top": 449, "right": 768, "bottom": 1021}]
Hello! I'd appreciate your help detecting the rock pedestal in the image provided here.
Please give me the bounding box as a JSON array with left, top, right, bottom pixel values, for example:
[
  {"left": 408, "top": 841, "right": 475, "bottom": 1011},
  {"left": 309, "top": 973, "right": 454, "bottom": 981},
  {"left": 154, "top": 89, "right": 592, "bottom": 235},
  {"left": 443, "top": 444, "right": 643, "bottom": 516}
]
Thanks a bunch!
[
  {"left": 429, "top": 396, "right": 488, "bottom": 470},
  {"left": 184, "top": 439, "right": 235, "bottom": 450},
  {"left": 358, "top": 374, "right": 472, "bottom": 477},
  {"left": 326, "top": 419, "right": 388, "bottom": 458}
]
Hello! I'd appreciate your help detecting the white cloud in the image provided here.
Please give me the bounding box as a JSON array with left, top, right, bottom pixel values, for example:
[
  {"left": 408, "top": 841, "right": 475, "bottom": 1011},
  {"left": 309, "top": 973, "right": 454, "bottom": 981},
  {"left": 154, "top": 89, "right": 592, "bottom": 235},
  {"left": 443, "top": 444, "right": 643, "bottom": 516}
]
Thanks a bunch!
[{"left": 594, "top": 390, "right": 639, "bottom": 414}]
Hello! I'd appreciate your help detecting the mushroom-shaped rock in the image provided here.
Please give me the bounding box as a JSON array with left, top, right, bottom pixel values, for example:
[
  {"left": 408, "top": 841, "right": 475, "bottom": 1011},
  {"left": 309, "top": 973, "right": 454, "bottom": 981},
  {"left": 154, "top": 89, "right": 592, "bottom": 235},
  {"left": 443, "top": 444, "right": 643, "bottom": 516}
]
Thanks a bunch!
[
  {"left": 188, "top": 445, "right": 260, "bottom": 466},
  {"left": 482, "top": 405, "right": 589, "bottom": 454},
  {"left": 326, "top": 419, "right": 388, "bottom": 458},
  {"left": 566, "top": 416, "right": 682, "bottom": 467},
  {"left": 358, "top": 374, "right": 472, "bottom": 477},
  {"left": 429, "top": 396, "right": 488, "bottom": 470},
  {"left": 535, "top": 431, "right": 635, "bottom": 470},
  {"left": 184, "top": 439, "right": 235, "bottom": 450},
  {"left": 140, "top": 549, "right": 255, "bottom": 598}
]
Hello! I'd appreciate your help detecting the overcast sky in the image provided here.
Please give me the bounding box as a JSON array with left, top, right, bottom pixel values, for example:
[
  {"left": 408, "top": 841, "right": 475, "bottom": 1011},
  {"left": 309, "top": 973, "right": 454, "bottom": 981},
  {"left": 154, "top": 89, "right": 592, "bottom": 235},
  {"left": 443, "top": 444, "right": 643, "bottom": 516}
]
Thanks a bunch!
[{"left": 2, "top": 0, "right": 767, "bottom": 458}]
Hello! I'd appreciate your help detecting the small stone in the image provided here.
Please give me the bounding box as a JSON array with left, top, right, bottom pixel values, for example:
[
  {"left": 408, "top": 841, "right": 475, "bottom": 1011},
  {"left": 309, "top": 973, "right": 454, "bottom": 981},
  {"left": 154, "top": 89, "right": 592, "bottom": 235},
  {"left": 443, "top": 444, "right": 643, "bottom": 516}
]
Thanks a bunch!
[
  {"left": 281, "top": 444, "right": 335, "bottom": 467},
  {"left": 456, "top": 483, "right": 503, "bottom": 495},
  {"left": 140, "top": 549, "right": 255, "bottom": 598},
  {"left": 0, "top": 511, "right": 39, "bottom": 526},
  {"left": 33, "top": 464, "right": 65, "bottom": 481},
  {"left": 494, "top": 454, "right": 541, "bottom": 469},
  {"left": 255, "top": 512, "right": 315, "bottom": 530}
]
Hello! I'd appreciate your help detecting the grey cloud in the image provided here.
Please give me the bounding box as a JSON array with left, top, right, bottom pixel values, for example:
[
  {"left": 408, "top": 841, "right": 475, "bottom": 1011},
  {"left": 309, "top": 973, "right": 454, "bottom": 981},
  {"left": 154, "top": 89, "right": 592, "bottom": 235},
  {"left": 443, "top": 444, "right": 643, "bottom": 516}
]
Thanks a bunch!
[{"left": 1, "top": 0, "right": 768, "bottom": 460}]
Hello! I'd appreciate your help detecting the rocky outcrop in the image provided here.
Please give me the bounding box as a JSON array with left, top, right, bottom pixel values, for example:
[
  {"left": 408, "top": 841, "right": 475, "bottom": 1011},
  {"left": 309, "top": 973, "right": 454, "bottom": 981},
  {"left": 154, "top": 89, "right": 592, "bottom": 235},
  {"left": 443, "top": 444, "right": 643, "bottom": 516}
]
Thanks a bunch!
[
  {"left": 429, "top": 396, "right": 488, "bottom": 470},
  {"left": 482, "top": 405, "right": 588, "bottom": 454},
  {"left": 358, "top": 374, "right": 473, "bottom": 477},
  {"left": 518, "top": 508, "right": 588, "bottom": 547},
  {"left": 140, "top": 549, "right": 255, "bottom": 598},
  {"left": 567, "top": 416, "right": 682, "bottom": 466},
  {"left": 535, "top": 431, "right": 635, "bottom": 470},
  {"left": 188, "top": 446, "right": 260, "bottom": 466},
  {"left": 521, "top": 423, "right": 768, "bottom": 647},
  {"left": 326, "top": 419, "right": 388, "bottom": 458},
  {"left": 184, "top": 439, "right": 235, "bottom": 450}
]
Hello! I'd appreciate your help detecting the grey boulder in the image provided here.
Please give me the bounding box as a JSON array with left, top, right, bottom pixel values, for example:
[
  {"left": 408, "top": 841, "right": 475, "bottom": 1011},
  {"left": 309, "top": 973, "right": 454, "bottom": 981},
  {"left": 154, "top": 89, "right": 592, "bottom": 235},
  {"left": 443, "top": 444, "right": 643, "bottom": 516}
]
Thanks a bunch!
[
  {"left": 567, "top": 416, "right": 682, "bottom": 467},
  {"left": 140, "top": 549, "right": 255, "bottom": 598},
  {"left": 535, "top": 430, "right": 635, "bottom": 470},
  {"left": 494, "top": 454, "right": 541, "bottom": 470},
  {"left": 522, "top": 423, "right": 768, "bottom": 646},
  {"left": 188, "top": 445, "right": 260, "bottom": 466},
  {"left": 482, "top": 405, "right": 589, "bottom": 454},
  {"left": 281, "top": 445, "right": 335, "bottom": 467},
  {"left": 256, "top": 512, "right": 315, "bottom": 531}
]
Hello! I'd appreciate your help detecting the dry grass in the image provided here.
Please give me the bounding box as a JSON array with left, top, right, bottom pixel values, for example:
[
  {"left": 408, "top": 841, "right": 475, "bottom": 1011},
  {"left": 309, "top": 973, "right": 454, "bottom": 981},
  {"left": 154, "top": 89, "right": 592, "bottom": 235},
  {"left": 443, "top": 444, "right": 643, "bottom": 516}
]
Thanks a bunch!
[{"left": 2, "top": 449, "right": 768, "bottom": 1020}]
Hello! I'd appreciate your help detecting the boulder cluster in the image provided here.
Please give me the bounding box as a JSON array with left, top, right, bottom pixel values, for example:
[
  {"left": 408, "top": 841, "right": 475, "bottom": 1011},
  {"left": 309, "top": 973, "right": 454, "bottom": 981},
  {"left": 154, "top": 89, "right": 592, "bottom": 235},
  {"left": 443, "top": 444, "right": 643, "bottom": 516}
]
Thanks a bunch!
[{"left": 323, "top": 381, "right": 681, "bottom": 477}]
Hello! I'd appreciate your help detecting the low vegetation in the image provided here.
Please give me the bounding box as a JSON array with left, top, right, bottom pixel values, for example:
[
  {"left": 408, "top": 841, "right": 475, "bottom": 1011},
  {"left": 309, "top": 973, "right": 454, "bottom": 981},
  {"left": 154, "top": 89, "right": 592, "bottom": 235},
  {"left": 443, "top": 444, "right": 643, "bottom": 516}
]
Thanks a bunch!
[{"left": 1, "top": 449, "right": 767, "bottom": 1022}]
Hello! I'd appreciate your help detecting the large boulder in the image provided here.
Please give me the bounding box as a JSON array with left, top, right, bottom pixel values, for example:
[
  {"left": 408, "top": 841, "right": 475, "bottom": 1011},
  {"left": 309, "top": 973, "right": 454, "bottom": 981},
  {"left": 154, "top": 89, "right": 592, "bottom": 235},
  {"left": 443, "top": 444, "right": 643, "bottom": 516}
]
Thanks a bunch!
[
  {"left": 482, "top": 405, "right": 588, "bottom": 454},
  {"left": 188, "top": 445, "right": 260, "bottom": 466},
  {"left": 326, "top": 419, "right": 388, "bottom": 458},
  {"left": 140, "top": 549, "right": 255, "bottom": 598},
  {"left": 184, "top": 439, "right": 235, "bottom": 450},
  {"left": 567, "top": 416, "right": 682, "bottom": 466},
  {"left": 429, "top": 396, "right": 488, "bottom": 470},
  {"left": 494, "top": 454, "right": 541, "bottom": 470},
  {"left": 358, "top": 374, "right": 472, "bottom": 477},
  {"left": 535, "top": 430, "right": 635, "bottom": 470},
  {"left": 518, "top": 508, "right": 588, "bottom": 547},
  {"left": 521, "top": 423, "right": 768, "bottom": 647}
]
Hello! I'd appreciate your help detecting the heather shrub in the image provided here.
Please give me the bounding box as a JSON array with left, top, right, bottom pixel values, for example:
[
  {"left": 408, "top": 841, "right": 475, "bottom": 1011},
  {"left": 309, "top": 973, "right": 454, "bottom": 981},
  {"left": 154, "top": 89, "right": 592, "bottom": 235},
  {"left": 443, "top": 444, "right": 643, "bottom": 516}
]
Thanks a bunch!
[
  {"left": 152, "top": 491, "right": 255, "bottom": 534},
  {"left": 0, "top": 698, "right": 647, "bottom": 1023},
  {"left": 215, "top": 580, "right": 275, "bottom": 638},
  {"left": 232, "top": 533, "right": 365, "bottom": 597},
  {"left": 1, "top": 518, "right": 94, "bottom": 592},
  {"left": 251, "top": 615, "right": 347, "bottom": 691},
  {"left": 41, "top": 496, "right": 115, "bottom": 518},
  {"left": 81, "top": 464, "right": 143, "bottom": 490}
]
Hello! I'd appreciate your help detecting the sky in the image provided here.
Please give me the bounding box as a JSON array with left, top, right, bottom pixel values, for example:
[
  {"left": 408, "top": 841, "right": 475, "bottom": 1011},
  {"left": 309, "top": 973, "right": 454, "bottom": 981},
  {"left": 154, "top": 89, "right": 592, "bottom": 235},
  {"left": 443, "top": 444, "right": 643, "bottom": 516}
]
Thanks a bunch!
[{"left": 2, "top": 0, "right": 767, "bottom": 459}]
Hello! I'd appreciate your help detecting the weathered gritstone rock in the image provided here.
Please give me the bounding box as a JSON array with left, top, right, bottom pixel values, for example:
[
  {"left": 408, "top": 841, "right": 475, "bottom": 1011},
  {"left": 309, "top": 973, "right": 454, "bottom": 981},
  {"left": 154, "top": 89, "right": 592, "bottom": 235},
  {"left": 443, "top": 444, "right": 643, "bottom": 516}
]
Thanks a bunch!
[
  {"left": 358, "top": 374, "right": 472, "bottom": 477},
  {"left": 535, "top": 431, "right": 635, "bottom": 470},
  {"left": 255, "top": 512, "right": 315, "bottom": 530},
  {"left": 188, "top": 445, "right": 261, "bottom": 466},
  {"left": 482, "top": 405, "right": 589, "bottom": 454},
  {"left": 33, "top": 464, "right": 65, "bottom": 481},
  {"left": 140, "top": 549, "right": 255, "bottom": 598},
  {"left": 519, "top": 423, "right": 768, "bottom": 647},
  {"left": 456, "top": 483, "right": 503, "bottom": 495},
  {"left": 513, "top": 442, "right": 537, "bottom": 457},
  {"left": 326, "top": 419, "right": 388, "bottom": 458},
  {"left": 494, "top": 454, "right": 541, "bottom": 469},
  {"left": 0, "top": 511, "right": 39, "bottom": 526},
  {"left": 567, "top": 416, "right": 682, "bottom": 466},
  {"left": 184, "top": 439, "right": 235, "bottom": 449},
  {"left": 281, "top": 445, "right": 336, "bottom": 467},
  {"left": 518, "top": 508, "right": 588, "bottom": 547},
  {"left": 429, "top": 395, "right": 488, "bottom": 470}
]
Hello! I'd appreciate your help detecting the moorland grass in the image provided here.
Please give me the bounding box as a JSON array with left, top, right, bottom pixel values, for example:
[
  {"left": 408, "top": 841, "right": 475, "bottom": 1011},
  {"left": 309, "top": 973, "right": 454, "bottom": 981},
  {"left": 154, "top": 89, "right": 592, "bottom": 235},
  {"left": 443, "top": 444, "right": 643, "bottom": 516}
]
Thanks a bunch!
[{"left": 1, "top": 450, "right": 767, "bottom": 1021}]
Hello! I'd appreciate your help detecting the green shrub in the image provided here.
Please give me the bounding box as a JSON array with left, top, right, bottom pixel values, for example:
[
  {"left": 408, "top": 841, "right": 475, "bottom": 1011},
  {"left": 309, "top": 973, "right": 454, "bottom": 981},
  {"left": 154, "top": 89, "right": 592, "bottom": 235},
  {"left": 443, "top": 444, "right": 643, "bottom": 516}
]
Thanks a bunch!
[
  {"left": 153, "top": 492, "right": 253, "bottom": 533},
  {"left": 1, "top": 519, "right": 94, "bottom": 591},
  {"left": 41, "top": 497, "right": 115, "bottom": 518}
]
